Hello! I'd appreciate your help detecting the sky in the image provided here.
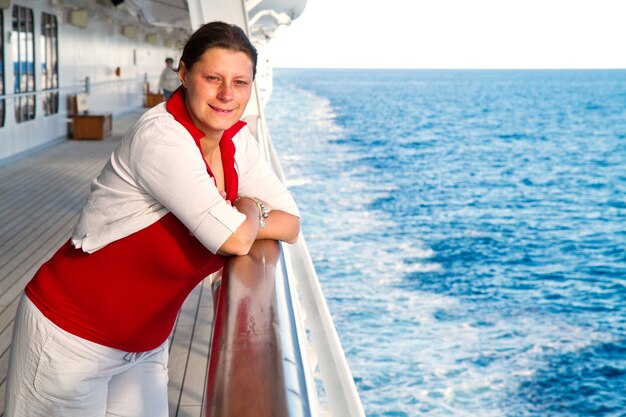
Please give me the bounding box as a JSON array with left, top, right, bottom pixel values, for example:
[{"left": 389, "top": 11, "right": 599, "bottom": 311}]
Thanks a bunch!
[{"left": 268, "top": 0, "right": 626, "bottom": 69}]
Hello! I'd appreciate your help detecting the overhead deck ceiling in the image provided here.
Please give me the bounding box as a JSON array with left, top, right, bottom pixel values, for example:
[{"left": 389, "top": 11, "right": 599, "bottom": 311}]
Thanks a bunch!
[{"left": 54, "top": 0, "right": 307, "bottom": 45}]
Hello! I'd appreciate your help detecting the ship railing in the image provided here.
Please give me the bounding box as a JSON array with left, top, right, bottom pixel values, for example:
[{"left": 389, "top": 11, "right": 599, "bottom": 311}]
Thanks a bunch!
[
  {"left": 257, "top": 113, "right": 366, "bottom": 417},
  {"left": 204, "top": 113, "right": 365, "bottom": 417},
  {"left": 0, "top": 74, "right": 161, "bottom": 126},
  {"left": 0, "top": 75, "right": 157, "bottom": 99},
  {"left": 204, "top": 239, "right": 316, "bottom": 417}
]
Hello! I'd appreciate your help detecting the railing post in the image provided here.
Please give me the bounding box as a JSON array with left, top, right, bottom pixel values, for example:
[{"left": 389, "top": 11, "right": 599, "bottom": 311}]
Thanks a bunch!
[{"left": 204, "top": 239, "right": 290, "bottom": 417}]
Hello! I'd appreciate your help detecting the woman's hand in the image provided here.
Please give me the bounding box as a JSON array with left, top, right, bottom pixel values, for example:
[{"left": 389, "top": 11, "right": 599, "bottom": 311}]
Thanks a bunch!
[
  {"left": 217, "top": 195, "right": 299, "bottom": 255},
  {"left": 238, "top": 197, "right": 298, "bottom": 244},
  {"left": 256, "top": 210, "right": 300, "bottom": 244}
]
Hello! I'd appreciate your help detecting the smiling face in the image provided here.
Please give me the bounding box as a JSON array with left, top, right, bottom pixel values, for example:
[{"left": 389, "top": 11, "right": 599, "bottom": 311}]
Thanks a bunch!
[{"left": 178, "top": 47, "right": 254, "bottom": 141}]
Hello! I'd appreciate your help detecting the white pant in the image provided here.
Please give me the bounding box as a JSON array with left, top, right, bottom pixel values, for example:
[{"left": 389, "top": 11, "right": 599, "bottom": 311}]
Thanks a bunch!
[{"left": 4, "top": 294, "right": 170, "bottom": 417}]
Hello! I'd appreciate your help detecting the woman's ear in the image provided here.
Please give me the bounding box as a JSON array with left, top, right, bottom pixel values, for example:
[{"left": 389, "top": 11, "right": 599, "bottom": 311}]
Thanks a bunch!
[{"left": 178, "top": 62, "right": 187, "bottom": 87}]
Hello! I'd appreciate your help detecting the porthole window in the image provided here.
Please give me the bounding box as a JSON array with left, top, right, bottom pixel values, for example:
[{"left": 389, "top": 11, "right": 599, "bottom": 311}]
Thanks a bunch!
[
  {"left": 41, "top": 12, "right": 59, "bottom": 116},
  {"left": 12, "top": 5, "right": 36, "bottom": 123}
]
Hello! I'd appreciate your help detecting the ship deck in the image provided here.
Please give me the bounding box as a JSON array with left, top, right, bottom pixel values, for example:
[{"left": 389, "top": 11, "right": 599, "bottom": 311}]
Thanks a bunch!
[{"left": 0, "top": 110, "right": 213, "bottom": 417}]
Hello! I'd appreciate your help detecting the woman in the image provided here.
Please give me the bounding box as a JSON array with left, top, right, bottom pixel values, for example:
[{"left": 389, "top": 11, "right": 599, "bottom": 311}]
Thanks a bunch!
[{"left": 4, "top": 21, "right": 300, "bottom": 417}]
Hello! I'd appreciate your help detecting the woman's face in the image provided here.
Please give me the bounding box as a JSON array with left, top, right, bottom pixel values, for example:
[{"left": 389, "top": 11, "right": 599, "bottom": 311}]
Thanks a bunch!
[{"left": 179, "top": 47, "right": 254, "bottom": 140}]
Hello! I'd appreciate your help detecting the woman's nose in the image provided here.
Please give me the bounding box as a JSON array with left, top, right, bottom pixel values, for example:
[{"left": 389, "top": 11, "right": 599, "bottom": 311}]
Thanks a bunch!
[{"left": 217, "top": 84, "right": 233, "bottom": 101}]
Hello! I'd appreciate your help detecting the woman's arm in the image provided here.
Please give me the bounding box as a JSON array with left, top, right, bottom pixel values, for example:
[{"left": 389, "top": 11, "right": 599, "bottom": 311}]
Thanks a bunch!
[
  {"left": 256, "top": 210, "right": 300, "bottom": 244},
  {"left": 215, "top": 197, "right": 259, "bottom": 256},
  {"left": 216, "top": 128, "right": 302, "bottom": 255},
  {"left": 217, "top": 197, "right": 300, "bottom": 255},
  {"left": 236, "top": 130, "right": 300, "bottom": 220}
]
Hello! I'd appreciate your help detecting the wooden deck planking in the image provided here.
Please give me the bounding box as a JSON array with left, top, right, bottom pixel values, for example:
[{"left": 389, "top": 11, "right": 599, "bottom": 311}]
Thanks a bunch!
[
  {"left": 0, "top": 111, "right": 214, "bottom": 416},
  {"left": 177, "top": 280, "right": 213, "bottom": 412},
  {"left": 168, "top": 278, "right": 214, "bottom": 417}
]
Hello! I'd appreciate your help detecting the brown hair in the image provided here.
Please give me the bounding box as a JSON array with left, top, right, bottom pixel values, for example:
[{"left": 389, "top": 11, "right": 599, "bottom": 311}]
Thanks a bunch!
[{"left": 179, "top": 21, "right": 257, "bottom": 79}]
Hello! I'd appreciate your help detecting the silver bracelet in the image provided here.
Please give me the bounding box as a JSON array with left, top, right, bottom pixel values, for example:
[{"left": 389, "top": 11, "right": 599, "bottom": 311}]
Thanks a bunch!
[{"left": 235, "top": 196, "right": 269, "bottom": 228}]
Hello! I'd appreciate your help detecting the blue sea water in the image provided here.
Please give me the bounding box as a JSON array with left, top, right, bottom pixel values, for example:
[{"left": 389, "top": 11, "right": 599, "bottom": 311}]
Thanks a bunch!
[{"left": 265, "top": 69, "right": 626, "bottom": 417}]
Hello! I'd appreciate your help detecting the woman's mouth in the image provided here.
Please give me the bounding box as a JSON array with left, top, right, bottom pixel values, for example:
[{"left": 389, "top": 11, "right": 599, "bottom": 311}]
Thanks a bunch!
[{"left": 209, "top": 104, "right": 235, "bottom": 114}]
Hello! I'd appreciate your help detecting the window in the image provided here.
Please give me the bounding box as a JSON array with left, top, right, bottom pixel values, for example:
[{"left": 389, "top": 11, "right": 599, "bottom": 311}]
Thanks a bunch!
[
  {"left": 0, "top": 9, "right": 5, "bottom": 127},
  {"left": 41, "top": 13, "right": 59, "bottom": 116},
  {"left": 12, "top": 5, "right": 35, "bottom": 123}
]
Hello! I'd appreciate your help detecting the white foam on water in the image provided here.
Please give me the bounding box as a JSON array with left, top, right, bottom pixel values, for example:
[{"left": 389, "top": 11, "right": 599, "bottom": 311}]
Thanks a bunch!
[
  {"left": 389, "top": 305, "right": 617, "bottom": 416},
  {"left": 286, "top": 177, "right": 313, "bottom": 187},
  {"left": 403, "top": 262, "right": 443, "bottom": 273}
]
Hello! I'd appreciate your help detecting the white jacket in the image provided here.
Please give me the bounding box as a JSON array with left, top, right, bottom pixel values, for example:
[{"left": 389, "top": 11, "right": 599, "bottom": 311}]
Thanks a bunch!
[{"left": 71, "top": 103, "right": 299, "bottom": 253}]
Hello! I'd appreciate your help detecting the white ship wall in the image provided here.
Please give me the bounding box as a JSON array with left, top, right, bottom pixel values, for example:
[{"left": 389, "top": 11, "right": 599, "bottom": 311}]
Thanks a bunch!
[{"left": 0, "top": 0, "right": 181, "bottom": 164}]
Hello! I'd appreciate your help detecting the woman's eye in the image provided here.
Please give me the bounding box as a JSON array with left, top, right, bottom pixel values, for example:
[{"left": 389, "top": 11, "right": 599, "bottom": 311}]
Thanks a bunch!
[{"left": 206, "top": 75, "right": 220, "bottom": 82}]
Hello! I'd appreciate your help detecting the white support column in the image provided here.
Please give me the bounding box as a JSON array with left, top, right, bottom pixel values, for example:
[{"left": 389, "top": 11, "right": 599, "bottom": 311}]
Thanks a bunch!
[
  {"left": 186, "top": 0, "right": 248, "bottom": 31},
  {"left": 186, "top": 0, "right": 208, "bottom": 31}
]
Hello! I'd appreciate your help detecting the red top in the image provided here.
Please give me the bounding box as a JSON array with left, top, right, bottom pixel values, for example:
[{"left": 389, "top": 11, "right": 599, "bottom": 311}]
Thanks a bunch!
[{"left": 25, "top": 88, "right": 245, "bottom": 352}]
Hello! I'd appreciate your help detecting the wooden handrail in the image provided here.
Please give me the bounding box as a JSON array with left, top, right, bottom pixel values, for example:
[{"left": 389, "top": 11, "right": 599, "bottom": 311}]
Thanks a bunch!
[{"left": 205, "top": 239, "right": 290, "bottom": 417}]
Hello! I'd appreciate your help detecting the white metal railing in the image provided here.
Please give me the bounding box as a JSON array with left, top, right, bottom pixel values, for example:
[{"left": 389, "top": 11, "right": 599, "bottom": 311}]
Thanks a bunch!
[
  {"left": 253, "top": 111, "right": 366, "bottom": 417},
  {"left": 0, "top": 76, "right": 154, "bottom": 99}
]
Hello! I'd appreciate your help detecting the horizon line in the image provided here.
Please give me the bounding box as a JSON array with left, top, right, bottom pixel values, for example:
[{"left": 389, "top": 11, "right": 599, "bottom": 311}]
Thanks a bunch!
[{"left": 273, "top": 66, "right": 626, "bottom": 71}]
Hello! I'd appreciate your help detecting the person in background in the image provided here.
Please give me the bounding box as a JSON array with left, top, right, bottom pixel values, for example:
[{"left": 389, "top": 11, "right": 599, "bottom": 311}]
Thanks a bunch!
[
  {"left": 158, "top": 57, "right": 181, "bottom": 100},
  {"left": 4, "top": 21, "right": 300, "bottom": 417}
]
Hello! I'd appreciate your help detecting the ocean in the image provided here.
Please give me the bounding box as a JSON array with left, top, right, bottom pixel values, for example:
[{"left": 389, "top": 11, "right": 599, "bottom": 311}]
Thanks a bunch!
[{"left": 265, "top": 69, "right": 626, "bottom": 417}]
